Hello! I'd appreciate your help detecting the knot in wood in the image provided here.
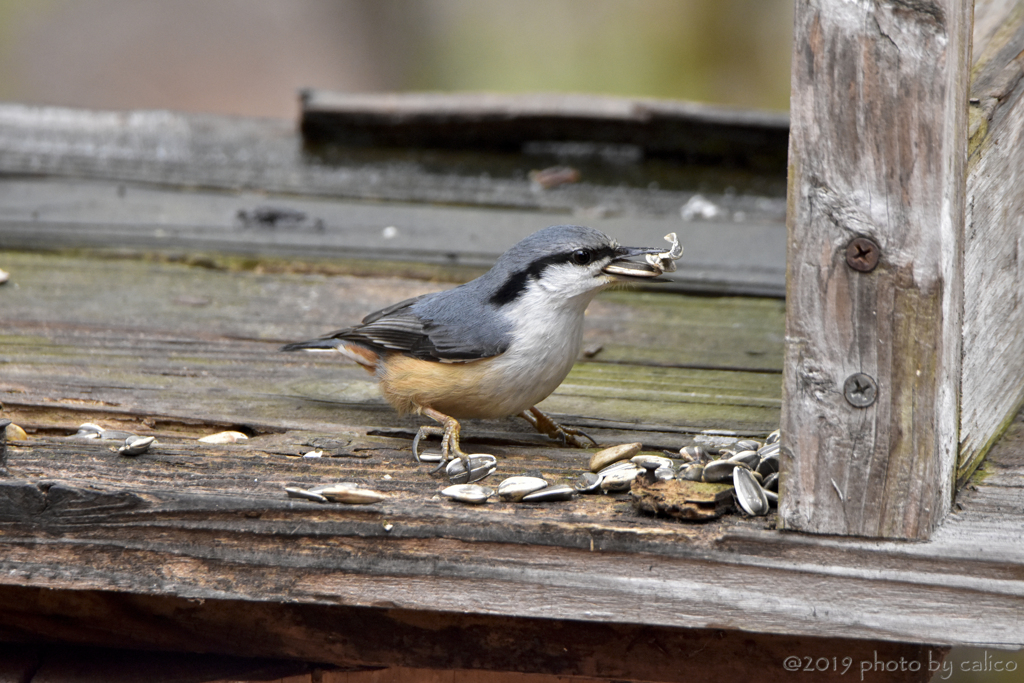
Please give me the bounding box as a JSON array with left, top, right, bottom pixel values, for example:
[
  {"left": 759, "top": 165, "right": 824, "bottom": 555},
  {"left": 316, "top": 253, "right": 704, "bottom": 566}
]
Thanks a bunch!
[{"left": 845, "top": 237, "right": 880, "bottom": 272}]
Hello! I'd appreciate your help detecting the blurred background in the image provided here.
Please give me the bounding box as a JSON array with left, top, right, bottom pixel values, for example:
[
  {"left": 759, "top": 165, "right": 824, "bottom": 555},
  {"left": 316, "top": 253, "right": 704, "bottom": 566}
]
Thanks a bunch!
[{"left": 0, "top": 0, "right": 793, "bottom": 119}]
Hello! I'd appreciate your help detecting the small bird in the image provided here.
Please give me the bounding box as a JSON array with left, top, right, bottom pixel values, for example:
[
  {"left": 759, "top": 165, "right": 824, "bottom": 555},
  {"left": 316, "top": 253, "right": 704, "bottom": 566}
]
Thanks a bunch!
[{"left": 282, "top": 225, "right": 669, "bottom": 469}]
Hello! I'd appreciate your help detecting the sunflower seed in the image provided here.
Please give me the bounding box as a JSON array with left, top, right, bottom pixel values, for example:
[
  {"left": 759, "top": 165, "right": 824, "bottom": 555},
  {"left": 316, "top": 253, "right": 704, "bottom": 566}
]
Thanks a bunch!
[
  {"left": 522, "top": 485, "right": 575, "bottom": 502},
  {"left": 733, "top": 467, "right": 770, "bottom": 516},
  {"left": 441, "top": 484, "right": 494, "bottom": 504},
  {"left": 597, "top": 460, "right": 640, "bottom": 477},
  {"left": 4, "top": 423, "right": 27, "bottom": 441},
  {"left": 199, "top": 431, "right": 248, "bottom": 444},
  {"left": 573, "top": 472, "right": 603, "bottom": 493},
  {"left": 653, "top": 465, "right": 676, "bottom": 481},
  {"left": 733, "top": 439, "right": 762, "bottom": 452},
  {"left": 678, "top": 463, "right": 705, "bottom": 481},
  {"left": 417, "top": 451, "right": 444, "bottom": 463},
  {"left": 702, "top": 458, "right": 741, "bottom": 483},
  {"left": 678, "top": 445, "right": 708, "bottom": 464},
  {"left": 727, "top": 450, "right": 760, "bottom": 468},
  {"left": 118, "top": 435, "right": 154, "bottom": 457},
  {"left": 313, "top": 484, "right": 387, "bottom": 504},
  {"left": 74, "top": 423, "right": 105, "bottom": 439},
  {"left": 631, "top": 454, "right": 674, "bottom": 470},
  {"left": 446, "top": 454, "right": 497, "bottom": 484},
  {"left": 765, "top": 429, "right": 781, "bottom": 445},
  {"left": 762, "top": 472, "right": 779, "bottom": 492},
  {"left": 285, "top": 486, "right": 330, "bottom": 503},
  {"left": 600, "top": 467, "right": 639, "bottom": 492},
  {"left": 498, "top": 476, "right": 548, "bottom": 501},
  {"left": 757, "top": 452, "right": 780, "bottom": 477},
  {"left": 589, "top": 442, "right": 642, "bottom": 472}
]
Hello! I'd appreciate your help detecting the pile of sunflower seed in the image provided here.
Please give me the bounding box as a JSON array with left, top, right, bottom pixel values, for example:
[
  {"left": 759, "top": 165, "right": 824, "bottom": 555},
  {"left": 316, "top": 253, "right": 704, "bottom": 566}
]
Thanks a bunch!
[
  {"left": 573, "top": 431, "right": 781, "bottom": 517},
  {"left": 434, "top": 431, "right": 781, "bottom": 515},
  {"left": 439, "top": 453, "right": 575, "bottom": 505}
]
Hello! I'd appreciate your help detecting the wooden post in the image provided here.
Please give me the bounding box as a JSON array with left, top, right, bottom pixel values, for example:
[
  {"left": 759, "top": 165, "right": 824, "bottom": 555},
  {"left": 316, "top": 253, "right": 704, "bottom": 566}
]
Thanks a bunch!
[
  {"left": 958, "top": 0, "right": 1024, "bottom": 486},
  {"left": 782, "top": 0, "right": 973, "bottom": 539}
]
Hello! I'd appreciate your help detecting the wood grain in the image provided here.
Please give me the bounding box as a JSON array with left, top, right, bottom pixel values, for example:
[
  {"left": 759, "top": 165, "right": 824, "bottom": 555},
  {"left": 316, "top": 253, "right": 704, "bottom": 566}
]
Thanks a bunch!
[
  {"left": 2, "top": 254, "right": 1024, "bottom": 651},
  {"left": 782, "top": 0, "right": 972, "bottom": 539},
  {"left": 959, "top": 0, "right": 1024, "bottom": 486}
]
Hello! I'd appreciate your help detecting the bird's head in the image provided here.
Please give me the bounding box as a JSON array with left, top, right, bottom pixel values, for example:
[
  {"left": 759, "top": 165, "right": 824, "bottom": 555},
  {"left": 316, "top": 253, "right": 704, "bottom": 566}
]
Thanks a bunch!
[{"left": 486, "top": 225, "right": 666, "bottom": 307}]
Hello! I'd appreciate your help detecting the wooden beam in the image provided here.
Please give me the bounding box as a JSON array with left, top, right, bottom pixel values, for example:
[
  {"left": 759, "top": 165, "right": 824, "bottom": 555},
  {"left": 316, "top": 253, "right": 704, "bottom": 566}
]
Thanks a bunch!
[
  {"left": 958, "top": 0, "right": 1024, "bottom": 486},
  {"left": 782, "top": 0, "right": 973, "bottom": 538}
]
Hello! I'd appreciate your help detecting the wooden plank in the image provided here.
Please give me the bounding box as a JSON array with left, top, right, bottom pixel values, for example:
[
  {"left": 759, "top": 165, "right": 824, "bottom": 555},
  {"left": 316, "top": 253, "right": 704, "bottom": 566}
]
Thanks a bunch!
[
  {"left": 958, "top": 0, "right": 1024, "bottom": 485},
  {"left": 0, "top": 251, "right": 783, "bottom": 439},
  {"left": 300, "top": 90, "right": 790, "bottom": 172},
  {"left": 0, "top": 643, "right": 321, "bottom": 683},
  {"left": 0, "top": 587, "right": 943, "bottom": 683},
  {"left": 782, "top": 0, "right": 972, "bottom": 538},
  {"left": 2, "top": 251, "right": 1024, "bottom": 649},
  {"left": 0, "top": 103, "right": 787, "bottom": 225},
  {"left": 0, "top": 176, "right": 787, "bottom": 298}
]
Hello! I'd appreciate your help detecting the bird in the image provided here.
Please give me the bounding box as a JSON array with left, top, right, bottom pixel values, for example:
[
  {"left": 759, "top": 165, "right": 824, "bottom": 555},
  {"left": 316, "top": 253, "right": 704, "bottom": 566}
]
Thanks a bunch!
[{"left": 282, "top": 225, "right": 669, "bottom": 470}]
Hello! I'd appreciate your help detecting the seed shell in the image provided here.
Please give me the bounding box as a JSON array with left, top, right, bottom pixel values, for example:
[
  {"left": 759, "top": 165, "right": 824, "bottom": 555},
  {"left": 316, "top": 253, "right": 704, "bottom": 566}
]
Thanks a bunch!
[
  {"left": 118, "top": 435, "right": 154, "bottom": 456},
  {"left": 573, "top": 472, "right": 603, "bottom": 493},
  {"left": 446, "top": 454, "right": 498, "bottom": 484},
  {"left": 199, "top": 430, "right": 249, "bottom": 444},
  {"left": 313, "top": 484, "right": 387, "bottom": 504},
  {"left": 600, "top": 467, "right": 639, "bottom": 492},
  {"left": 631, "top": 454, "right": 674, "bottom": 470},
  {"left": 498, "top": 476, "right": 548, "bottom": 501},
  {"left": 702, "top": 459, "right": 740, "bottom": 483},
  {"left": 589, "top": 442, "right": 642, "bottom": 472},
  {"left": 441, "top": 484, "right": 494, "bottom": 504},
  {"left": 285, "top": 486, "right": 330, "bottom": 503},
  {"left": 522, "top": 485, "right": 575, "bottom": 503},
  {"left": 733, "top": 467, "right": 770, "bottom": 516}
]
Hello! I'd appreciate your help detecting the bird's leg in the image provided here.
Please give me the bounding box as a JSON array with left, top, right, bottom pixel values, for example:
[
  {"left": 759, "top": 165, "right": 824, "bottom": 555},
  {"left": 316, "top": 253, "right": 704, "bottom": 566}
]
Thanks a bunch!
[
  {"left": 519, "top": 407, "right": 599, "bottom": 449},
  {"left": 415, "top": 407, "right": 471, "bottom": 474}
]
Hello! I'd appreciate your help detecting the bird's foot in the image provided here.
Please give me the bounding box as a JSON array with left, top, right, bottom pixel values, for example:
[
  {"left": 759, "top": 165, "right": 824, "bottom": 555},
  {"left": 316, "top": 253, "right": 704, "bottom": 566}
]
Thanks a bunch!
[
  {"left": 414, "top": 407, "right": 471, "bottom": 475},
  {"left": 519, "top": 407, "right": 598, "bottom": 449}
]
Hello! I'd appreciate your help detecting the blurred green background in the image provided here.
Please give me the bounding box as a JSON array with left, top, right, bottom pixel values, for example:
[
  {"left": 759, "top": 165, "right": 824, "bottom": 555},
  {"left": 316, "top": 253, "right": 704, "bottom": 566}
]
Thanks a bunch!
[{"left": 0, "top": 0, "right": 793, "bottom": 118}]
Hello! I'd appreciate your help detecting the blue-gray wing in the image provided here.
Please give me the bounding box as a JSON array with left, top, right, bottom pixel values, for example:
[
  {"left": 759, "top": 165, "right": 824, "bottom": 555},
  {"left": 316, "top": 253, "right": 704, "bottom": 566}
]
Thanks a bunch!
[{"left": 301, "top": 294, "right": 508, "bottom": 362}]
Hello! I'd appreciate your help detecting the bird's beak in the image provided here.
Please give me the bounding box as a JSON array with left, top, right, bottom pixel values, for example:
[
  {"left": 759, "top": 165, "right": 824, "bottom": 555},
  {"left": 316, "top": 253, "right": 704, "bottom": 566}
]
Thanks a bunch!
[{"left": 602, "top": 246, "right": 666, "bottom": 279}]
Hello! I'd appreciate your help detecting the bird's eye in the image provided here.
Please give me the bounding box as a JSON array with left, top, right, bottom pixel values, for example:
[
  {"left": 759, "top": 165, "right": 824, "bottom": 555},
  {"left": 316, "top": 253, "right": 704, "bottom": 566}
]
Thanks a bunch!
[{"left": 571, "top": 249, "right": 592, "bottom": 265}]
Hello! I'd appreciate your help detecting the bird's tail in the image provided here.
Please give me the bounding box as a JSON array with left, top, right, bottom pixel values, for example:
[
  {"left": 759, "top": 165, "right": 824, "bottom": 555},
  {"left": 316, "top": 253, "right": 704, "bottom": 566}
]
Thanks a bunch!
[
  {"left": 280, "top": 338, "right": 340, "bottom": 352},
  {"left": 281, "top": 337, "right": 380, "bottom": 370}
]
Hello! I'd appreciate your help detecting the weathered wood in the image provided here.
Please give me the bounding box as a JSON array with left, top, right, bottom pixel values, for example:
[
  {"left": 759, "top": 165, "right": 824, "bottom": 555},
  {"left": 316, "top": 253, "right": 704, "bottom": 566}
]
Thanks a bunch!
[
  {"left": 958, "top": 0, "right": 1024, "bottom": 486},
  {"left": 3, "top": 250, "right": 1024, "bottom": 649},
  {"left": 0, "top": 102, "right": 787, "bottom": 224},
  {"left": 0, "top": 587, "right": 943, "bottom": 683},
  {"left": 0, "top": 175, "right": 787, "bottom": 298},
  {"left": 300, "top": 90, "right": 791, "bottom": 172},
  {"left": 0, "top": 643, "right": 325, "bottom": 683},
  {"left": 0, "top": 251, "right": 783, "bottom": 439},
  {"left": 782, "top": 0, "right": 972, "bottom": 538}
]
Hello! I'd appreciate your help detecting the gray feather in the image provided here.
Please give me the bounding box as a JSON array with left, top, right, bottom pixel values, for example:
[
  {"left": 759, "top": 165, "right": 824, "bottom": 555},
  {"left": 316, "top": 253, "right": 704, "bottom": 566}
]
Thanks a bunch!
[{"left": 282, "top": 225, "right": 620, "bottom": 362}]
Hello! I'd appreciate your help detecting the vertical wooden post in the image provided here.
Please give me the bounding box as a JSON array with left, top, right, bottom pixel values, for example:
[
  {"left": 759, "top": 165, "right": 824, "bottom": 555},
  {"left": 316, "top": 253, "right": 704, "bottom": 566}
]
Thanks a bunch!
[{"left": 782, "top": 0, "right": 973, "bottom": 539}]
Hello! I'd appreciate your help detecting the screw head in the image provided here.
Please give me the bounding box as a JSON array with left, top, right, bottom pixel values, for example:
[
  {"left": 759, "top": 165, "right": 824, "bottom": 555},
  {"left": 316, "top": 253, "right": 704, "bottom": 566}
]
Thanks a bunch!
[
  {"left": 845, "top": 237, "right": 880, "bottom": 272},
  {"left": 843, "top": 373, "right": 878, "bottom": 408}
]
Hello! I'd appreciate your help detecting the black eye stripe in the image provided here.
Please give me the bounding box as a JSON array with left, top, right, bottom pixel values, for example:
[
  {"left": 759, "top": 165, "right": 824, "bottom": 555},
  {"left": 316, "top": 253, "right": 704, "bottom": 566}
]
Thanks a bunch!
[{"left": 489, "top": 245, "right": 621, "bottom": 306}]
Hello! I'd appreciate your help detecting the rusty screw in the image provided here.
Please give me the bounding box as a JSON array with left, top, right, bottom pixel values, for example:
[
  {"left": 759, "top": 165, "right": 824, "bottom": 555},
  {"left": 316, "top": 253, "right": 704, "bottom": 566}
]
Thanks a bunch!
[
  {"left": 843, "top": 373, "right": 878, "bottom": 408},
  {"left": 845, "top": 237, "right": 880, "bottom": 272}
]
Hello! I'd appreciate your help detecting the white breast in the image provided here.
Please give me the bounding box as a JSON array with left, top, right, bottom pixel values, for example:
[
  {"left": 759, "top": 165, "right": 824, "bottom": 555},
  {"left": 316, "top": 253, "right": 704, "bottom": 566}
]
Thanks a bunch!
[{"left": 483, "top": 279, "right": 599, "bottom": 416}]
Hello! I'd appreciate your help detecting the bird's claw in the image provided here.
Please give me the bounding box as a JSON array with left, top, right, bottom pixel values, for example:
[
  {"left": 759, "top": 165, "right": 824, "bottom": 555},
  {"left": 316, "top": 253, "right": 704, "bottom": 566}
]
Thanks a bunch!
[
  {"left": 520, "top": 407, "right": 599, "bottom": 449},
  {"left": 414, "top": 409, "right": 471, "bottom": 476}
]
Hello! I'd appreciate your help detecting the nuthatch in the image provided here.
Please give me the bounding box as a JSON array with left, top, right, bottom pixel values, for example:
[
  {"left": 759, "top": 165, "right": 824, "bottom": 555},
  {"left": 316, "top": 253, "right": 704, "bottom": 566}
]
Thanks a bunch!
[{"left": 282, "top": 225, "right": 672, "bottom": 469}]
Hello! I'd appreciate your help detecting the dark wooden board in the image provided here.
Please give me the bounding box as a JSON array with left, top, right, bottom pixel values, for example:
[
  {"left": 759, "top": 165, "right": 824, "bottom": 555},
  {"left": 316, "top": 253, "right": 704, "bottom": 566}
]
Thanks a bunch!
[{"left": 300, "top": 90, "right": 790, "bottom": 172}]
